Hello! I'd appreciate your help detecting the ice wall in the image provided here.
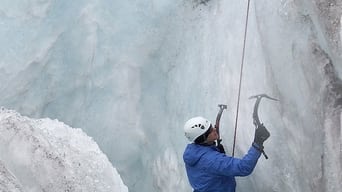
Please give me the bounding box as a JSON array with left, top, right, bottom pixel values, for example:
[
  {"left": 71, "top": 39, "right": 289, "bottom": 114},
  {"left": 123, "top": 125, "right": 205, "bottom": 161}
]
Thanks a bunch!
[
  {"left": 0, "top": 108, "right": 128, "bottom": 192},
  {"left": 161, "top": 1, "right": 342, "bottom": 191},
  {"left": 0, "top": 0, "right": 341, "bottom": 192}
]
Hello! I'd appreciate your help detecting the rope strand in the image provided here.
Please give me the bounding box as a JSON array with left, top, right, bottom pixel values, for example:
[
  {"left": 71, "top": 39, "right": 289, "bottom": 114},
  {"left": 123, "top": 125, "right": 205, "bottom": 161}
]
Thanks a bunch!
[{"left": 232, "top": 0, "right": 252, "bottom": 157}]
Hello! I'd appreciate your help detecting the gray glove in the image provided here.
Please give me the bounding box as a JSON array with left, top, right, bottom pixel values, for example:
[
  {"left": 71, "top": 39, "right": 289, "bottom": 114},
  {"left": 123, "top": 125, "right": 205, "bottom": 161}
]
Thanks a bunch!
[{"left": 253, "top": 124, "right": 270, "bottom": 150}]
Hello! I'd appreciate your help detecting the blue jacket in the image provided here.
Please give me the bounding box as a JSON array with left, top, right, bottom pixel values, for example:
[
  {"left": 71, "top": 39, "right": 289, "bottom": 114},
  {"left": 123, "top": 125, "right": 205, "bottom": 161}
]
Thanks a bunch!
[{"left": 183, "top": 143, "right": 261, "bottom": 192}]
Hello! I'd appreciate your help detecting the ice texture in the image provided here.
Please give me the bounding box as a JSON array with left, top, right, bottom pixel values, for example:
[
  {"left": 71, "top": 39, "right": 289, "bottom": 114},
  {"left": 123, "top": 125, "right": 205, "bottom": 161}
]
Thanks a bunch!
[{"left": 0, "top": 0, "right": 341, "bottom": 191}]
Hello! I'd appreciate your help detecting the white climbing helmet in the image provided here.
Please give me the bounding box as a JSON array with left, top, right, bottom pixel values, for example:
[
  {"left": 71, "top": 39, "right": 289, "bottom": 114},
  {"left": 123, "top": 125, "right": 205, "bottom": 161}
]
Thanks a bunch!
[{"left": 184, "top": 116, "right": 212, "bottom": 142}]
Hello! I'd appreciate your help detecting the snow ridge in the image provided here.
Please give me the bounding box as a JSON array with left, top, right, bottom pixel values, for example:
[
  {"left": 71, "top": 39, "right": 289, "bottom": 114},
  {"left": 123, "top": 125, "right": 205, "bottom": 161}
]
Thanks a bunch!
[{"left": 0, "top": 108, "right": 128, "bottom": 192}]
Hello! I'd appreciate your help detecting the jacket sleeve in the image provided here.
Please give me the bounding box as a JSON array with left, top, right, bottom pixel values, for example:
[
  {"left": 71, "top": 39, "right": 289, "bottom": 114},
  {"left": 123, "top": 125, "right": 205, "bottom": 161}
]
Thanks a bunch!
[{"left": 205, "top": 145, "right": 262, "bottom": 177}]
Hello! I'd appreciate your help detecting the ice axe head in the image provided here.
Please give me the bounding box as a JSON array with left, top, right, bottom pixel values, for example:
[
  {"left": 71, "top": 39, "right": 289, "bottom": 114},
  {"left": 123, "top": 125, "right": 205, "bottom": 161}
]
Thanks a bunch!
[
  {"left": 249, "top": 94, "right": 278, "bottom": 101},
  {"left": 218, "top": 104, "right": 227, "bottom": 110}
]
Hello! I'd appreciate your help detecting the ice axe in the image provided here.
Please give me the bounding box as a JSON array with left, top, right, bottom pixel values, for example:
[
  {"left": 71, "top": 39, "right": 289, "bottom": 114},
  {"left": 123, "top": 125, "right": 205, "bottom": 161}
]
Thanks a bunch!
[
  {"left": 215, "top": 104, "right": 227, "bottom": 146},
  {"left": 249, "top": 94, "right": 278, "bottom": 159}
]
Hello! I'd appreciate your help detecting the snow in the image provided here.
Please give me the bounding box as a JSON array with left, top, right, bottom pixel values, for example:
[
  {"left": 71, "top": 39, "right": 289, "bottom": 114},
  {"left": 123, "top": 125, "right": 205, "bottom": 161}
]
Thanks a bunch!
[
  {"left": 0, "top": 0, "right": 341, "bottom": 192},
  {"left": 0, "top": 108, "right": 128, "bottom": 192}
]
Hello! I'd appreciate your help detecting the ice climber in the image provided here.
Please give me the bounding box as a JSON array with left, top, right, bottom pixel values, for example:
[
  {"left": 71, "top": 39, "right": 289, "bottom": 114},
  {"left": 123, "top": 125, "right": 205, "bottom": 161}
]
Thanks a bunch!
[{"left": 183, "top": 116, "right": 270, "bottom": 192}]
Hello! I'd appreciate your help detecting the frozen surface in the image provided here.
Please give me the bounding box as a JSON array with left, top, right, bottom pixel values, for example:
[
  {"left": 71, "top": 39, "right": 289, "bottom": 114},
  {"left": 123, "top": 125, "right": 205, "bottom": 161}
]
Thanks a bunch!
[
  {"left": 0, "top": 0, "right": 341, "bottom": 192},
  {"left": 0, "top": 108, "right": 128, "bottom": 192}
]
